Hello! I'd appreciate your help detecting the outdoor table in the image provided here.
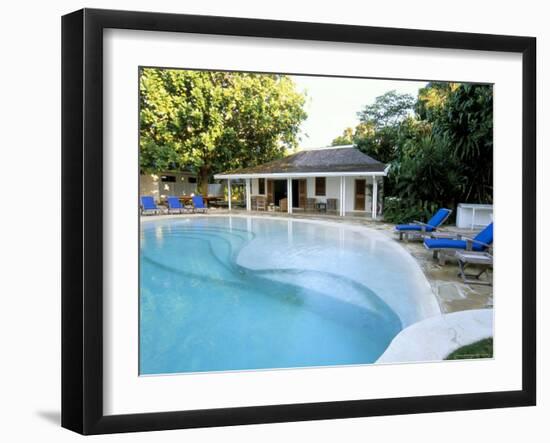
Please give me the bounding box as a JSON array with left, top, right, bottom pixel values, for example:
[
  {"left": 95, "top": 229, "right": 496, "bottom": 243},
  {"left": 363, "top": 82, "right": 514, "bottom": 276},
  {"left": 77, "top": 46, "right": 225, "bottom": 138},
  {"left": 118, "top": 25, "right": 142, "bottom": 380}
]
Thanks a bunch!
[
  {"left": 212, "top": 200, "right": 229, "bottom": 208},
  {"left": 177, "top": 196, "right": 222, "bottom": 207}
]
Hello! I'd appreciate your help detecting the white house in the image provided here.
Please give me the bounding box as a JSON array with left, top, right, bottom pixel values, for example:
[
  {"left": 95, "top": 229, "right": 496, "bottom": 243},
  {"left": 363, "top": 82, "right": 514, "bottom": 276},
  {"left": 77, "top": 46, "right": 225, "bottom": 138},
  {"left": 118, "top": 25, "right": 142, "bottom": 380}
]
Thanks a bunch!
[
  {"left": 140, "top": 170, "right": 223, "bottom": 201},
  {"left": 214, "top": 145, "right": 388, "bottom": 218}
]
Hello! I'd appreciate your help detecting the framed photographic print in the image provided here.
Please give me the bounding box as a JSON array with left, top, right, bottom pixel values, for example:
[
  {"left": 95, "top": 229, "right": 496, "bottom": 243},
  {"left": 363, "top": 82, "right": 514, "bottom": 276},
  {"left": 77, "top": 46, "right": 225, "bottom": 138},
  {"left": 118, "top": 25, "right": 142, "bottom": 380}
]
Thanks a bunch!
[{"left": 61, "top": 8, "right": 536, "bottom": 435}]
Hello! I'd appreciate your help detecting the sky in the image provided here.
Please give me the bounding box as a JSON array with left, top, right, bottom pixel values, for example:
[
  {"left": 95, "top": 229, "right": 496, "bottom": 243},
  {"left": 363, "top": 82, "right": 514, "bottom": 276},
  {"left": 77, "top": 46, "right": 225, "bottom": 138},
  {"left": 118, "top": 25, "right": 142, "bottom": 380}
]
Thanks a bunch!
[{"left": 290, "top": 75, "right": 428, "bottom": 149}]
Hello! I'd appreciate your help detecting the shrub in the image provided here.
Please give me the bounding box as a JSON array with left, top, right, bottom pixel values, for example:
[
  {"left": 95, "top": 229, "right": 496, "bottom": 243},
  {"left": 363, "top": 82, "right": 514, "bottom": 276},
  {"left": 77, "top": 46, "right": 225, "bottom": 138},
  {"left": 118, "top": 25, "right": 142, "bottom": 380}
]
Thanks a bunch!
[
  {"left": 446, "top": 338, "right": 493, "bottom": 360},
  {"left": 383, "top": 197, "right": 439, "bottom": 224}
]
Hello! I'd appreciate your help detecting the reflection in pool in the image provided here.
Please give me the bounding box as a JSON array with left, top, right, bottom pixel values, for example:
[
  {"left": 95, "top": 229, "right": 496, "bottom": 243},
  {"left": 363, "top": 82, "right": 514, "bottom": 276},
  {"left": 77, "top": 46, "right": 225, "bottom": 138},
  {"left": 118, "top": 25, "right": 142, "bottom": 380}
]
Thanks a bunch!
[{"left": 140, "top": 216, "right": 437, "bottom": 375}]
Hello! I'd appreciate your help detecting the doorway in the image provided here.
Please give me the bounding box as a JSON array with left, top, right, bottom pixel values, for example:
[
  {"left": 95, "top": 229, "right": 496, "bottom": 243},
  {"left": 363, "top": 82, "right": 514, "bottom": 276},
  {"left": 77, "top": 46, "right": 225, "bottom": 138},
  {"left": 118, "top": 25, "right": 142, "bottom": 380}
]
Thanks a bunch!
[
  {"left": 355, "top": 179, "right": 366, "bottom": 211},
  {"left": 273, "top": 180, "right": 287, "bottom": 206},
  {"left": 291, "top": 179, "right": 307, "bottom": 209},
  {"left": 292, "top": 179, "right": 299, "bottom": 208}
]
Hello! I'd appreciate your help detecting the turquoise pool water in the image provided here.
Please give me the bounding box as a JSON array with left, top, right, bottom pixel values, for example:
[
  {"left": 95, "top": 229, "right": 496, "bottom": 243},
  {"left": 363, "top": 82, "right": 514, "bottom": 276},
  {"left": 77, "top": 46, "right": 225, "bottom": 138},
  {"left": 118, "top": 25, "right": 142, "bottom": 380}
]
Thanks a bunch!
[{"left": 140, "top": 216, "right": 414, "bottom": 375}]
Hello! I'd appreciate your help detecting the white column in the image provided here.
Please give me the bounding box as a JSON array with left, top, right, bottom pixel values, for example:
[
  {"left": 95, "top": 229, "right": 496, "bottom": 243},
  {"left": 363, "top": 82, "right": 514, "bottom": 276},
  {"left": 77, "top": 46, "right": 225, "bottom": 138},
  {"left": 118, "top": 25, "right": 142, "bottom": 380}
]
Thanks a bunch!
[
  {"left": 245, "top": 178, "right": 251, "bottom": 211},
  {"left": 372, "top": 177, "right": 378, "bottom": 220},
  {"left": 342, "top": 177, "right": 346, "bottom": 217},
  {"left": 227, "top": 179, "right": 232, "bottom": 211},
  {"left": 287, "top": 178, "right": 293, "bottom": 214},
  {"left": 339, "top": 176, "right": 343, "bottom": 216}
]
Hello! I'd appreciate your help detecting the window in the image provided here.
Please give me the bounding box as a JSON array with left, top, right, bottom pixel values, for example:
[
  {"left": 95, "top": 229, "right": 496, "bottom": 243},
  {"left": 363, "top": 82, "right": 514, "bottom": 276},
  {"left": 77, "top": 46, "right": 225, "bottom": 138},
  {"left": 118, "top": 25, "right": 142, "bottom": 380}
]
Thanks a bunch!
[
  {"left": 160, "top": 175, "right": 176, "bottom": 183},
  {"left": 188, "top": 177, "right": 197, "bottom": 183},
  {"left": 315, "top": 177, "right": 326, "bottom": 196},
  {"left": 258, "top": 178, "right": 265, "bottom": 195}
]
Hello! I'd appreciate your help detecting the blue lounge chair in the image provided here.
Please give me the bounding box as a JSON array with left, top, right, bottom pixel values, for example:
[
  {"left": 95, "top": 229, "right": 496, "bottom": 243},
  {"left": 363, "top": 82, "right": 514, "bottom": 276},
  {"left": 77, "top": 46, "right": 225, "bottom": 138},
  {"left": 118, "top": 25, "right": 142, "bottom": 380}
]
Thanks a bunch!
[
  {"left": 424, "top": 222, "right": 493, "bottom": 264},
  {"left": 140, "top": 196, "right": 162, "bottom": 215},
  {"left": 395, "top": 208, "right": 452, "bottom": 240},
  {"left": 167, "top": 196, "right": 192, "bottom": 214},
  {"left": 192, "top": 195, "right": 208, "bottom": 213}
]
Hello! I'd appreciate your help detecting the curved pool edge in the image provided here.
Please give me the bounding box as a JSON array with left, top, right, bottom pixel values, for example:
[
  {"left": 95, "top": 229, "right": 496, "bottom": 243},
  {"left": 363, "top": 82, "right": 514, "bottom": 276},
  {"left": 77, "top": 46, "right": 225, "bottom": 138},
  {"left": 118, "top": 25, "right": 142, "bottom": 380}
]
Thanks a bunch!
[
  {"left": 141, "top": 214, "right": 408, "bottom": 371},
  {"left": 141, "top": 213, "right": 442, "bottom": 329},
  {"left": 375, "top": 308, "right": 494, "bottom": 364}
]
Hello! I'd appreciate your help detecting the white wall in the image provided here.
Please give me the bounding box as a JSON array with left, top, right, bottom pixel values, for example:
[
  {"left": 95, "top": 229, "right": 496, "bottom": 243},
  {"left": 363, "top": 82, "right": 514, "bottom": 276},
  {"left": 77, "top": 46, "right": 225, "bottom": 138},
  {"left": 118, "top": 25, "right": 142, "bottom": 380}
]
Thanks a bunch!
[
  {"left": 208, "top": 183, "right": 224, "bottom": 196},
  {"left": 249, "top": 176, "right": 379, "bottom": 212},
  {"left": 251, "top": 178, "right": 266, "bottom": 196},
  {"left": 312, "top": 176, "right": 340, "bottom": 203},
  {"left": 140, "top": 171, "right": 197, "bottom": 201},
  {"left": 140, "top": 172, "right": 225, "bottom": 200},
  {"left": 308, "top": 176, "right": 379, "bottom": 213},
  {"left": 1, "top": 1, "right": 546, "bottom": 443}
]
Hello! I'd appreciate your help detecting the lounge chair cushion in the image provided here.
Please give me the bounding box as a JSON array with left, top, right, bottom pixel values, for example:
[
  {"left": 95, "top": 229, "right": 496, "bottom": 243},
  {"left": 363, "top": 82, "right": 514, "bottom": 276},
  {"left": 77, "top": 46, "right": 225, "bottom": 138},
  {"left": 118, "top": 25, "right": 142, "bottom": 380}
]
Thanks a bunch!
[
  {"left": 192, "top": 195, "right": 206, "bottom": 209},
  {"left": 395, "top": 208, "right": 451, "bottom": 232},
  {"left": 427, "top": 208, "right": 452, "bottom": 227},
  {"left": 167, "top": 196, "right": 183, "bottom": 209},
  {"left": 424, "top": 238, "right": 486, "bottom": 252},
  {"left": 141, "top": 196, "right": 158, "bottom": 211},
  {"left": 475, "top": 222, "right": 493, "bottom": 245},
  {"left": 395, "top": 224, "right": 434, "bottom": 232}
]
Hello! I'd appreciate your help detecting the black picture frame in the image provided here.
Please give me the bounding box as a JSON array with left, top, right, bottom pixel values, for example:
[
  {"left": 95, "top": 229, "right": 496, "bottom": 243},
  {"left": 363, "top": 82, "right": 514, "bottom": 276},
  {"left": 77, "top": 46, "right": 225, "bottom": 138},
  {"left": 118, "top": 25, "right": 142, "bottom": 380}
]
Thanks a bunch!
[{"left": 61, "top": 8, "right": 536, "bottom": 435}]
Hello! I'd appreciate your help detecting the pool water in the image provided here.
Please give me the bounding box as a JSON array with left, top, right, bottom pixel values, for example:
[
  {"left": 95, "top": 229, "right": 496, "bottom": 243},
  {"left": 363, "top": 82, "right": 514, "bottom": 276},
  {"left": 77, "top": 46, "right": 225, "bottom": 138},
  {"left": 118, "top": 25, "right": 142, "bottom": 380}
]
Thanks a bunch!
[{"left": 140, "top": 216, "right": 433, "bottom": 375}]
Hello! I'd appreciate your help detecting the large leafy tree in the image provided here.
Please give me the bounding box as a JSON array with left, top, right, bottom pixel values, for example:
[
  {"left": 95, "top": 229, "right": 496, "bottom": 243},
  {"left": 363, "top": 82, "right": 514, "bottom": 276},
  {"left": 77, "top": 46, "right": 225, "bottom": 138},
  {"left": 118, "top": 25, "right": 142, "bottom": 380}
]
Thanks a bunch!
[
  {"left": 331, "top": 122, "right": 376, "bottom": 147},
  {"left": 356, "top": 91, "right": 415, "bottom": 163},
  {"left": 330, "top": 84, "right": 493, "bottom": 222},
  {"left": 331, "top": 127, "right": 354, "bottom": 146},
  {"left": 415, "top": 82, "right": 459, "bottom": 121},
  {"left": 357, "top": 90, "right": 415, "bottom": 128},
  {"left": 140, "top": 68, "right": 307, "bottom": 194},
  {"left": 430, "top": 84, "right": 493, "bottom": 203},
  {"left": 331, "top": 91, "right": 415, "bottom": 163}
]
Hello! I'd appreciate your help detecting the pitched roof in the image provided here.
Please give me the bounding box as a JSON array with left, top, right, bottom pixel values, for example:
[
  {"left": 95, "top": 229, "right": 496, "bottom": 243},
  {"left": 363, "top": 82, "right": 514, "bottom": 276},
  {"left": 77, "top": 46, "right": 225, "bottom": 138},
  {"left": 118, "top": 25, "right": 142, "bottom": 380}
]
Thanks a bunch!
[{"left": 216, "top": 146, "right": 386, "bottom": 177}]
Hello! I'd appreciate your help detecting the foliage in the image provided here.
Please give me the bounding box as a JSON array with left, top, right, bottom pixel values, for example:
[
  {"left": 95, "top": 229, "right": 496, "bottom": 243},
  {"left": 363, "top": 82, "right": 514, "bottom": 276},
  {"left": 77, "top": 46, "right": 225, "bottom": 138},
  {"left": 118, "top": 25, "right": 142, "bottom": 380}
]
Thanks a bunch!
[
  {"left": 357, "top": 90, "right": 416, "bottom": 128},
  {"left": 332, "top": 122, "right": 376, "bottom": 146},
  {"left": 353, "top": 92, "right": 415, "bottom": 163},
  {"left": 389, "top": 133, "right": 465, "bottom": 209},
  {"left": 386, "top": 84, "right": 492, "bottom": 222},
  {"left": 415, "top": 82, "right": 459, "bottom": 121},
  {"left": 140, "top": 68, "right": 307, "bottom": 194},
  {"left": 331, "top": 127, "right": 354, "bottom": 146},
  {"left": 332, "top": 83, "right": 493, "bottom": 222},
  {"left": 430, "top": 84, "right": 493, "bottom": 203},
  {"left": 354, "top": 125, "right": 399, "bottom": 164},
  {"left": 382, "top": 197, "right": 439, "bottom": 225},
  {"left": 331, "top": 92, "right": 415, "bottom": 163}
]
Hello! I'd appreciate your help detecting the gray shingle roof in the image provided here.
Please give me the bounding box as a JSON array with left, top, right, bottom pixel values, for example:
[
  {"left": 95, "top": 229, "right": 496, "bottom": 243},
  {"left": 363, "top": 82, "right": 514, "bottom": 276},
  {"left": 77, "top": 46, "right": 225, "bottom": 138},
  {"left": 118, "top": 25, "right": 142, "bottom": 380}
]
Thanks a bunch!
[{"left": 218, "top": 146, "right": 386, "bottom": 176}]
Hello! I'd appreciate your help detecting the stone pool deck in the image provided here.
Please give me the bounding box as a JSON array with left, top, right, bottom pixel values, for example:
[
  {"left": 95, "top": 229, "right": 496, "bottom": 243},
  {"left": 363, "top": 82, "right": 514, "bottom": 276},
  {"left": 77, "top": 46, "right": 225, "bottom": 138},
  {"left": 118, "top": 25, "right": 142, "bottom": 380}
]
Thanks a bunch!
[
  {"left": 365, "top": 221, "right": 493, "bottom": 315},
  {"left": 183, "top": 209, "right": 493, "bottom": 316}
]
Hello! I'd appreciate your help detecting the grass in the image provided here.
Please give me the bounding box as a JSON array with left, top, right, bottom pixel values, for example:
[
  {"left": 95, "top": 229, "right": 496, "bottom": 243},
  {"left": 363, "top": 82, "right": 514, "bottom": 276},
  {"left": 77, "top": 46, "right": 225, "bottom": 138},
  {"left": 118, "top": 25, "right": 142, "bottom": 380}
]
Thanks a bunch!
[{"left": 445, "top": 338, "right": 493, "bottom": 360}]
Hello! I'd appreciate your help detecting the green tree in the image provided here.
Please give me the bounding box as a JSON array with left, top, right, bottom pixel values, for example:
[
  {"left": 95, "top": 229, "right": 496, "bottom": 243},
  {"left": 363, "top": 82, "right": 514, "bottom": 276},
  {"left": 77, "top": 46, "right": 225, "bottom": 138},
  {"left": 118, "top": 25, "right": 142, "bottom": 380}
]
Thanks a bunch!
[
  {"left": 416, "top": 82, "right": 459, "bottom": 121},
  {"left": 331, "top": 127, "right": 354, "bottom": 146},
  {"left": 384, "top": 83, "right": 493, "bottom": 222},
  {"left": 424, "top": 83, "right": 493, "bottom": 203},
  {"left": 329, "top": 83, "right": 493, "bottom": 223},
  {"left": 391, "top": 134, "right": 464, "bottom": 205},
  {"left": 331, "top": 122, "right": 376, "bottom": 147},
  {"left": 140, "top": 68, "right": 307, "bottom": 195},
  {"left": 357, "top": 90, "right": 415, "bottom": 128},
  {"left": 353, "top": 91, "right": 416, "bottom": 163},
  {"left": 330, "top": 92, "right": 415, "bottom": 164}
]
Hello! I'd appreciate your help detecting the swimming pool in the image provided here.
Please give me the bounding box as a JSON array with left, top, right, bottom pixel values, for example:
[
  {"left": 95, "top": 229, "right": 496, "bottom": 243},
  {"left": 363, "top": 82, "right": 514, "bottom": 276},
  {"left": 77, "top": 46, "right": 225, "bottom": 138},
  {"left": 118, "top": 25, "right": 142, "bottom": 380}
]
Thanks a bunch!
[{"left": 140, "top": 216, "right": 439, "bottom": 375}]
